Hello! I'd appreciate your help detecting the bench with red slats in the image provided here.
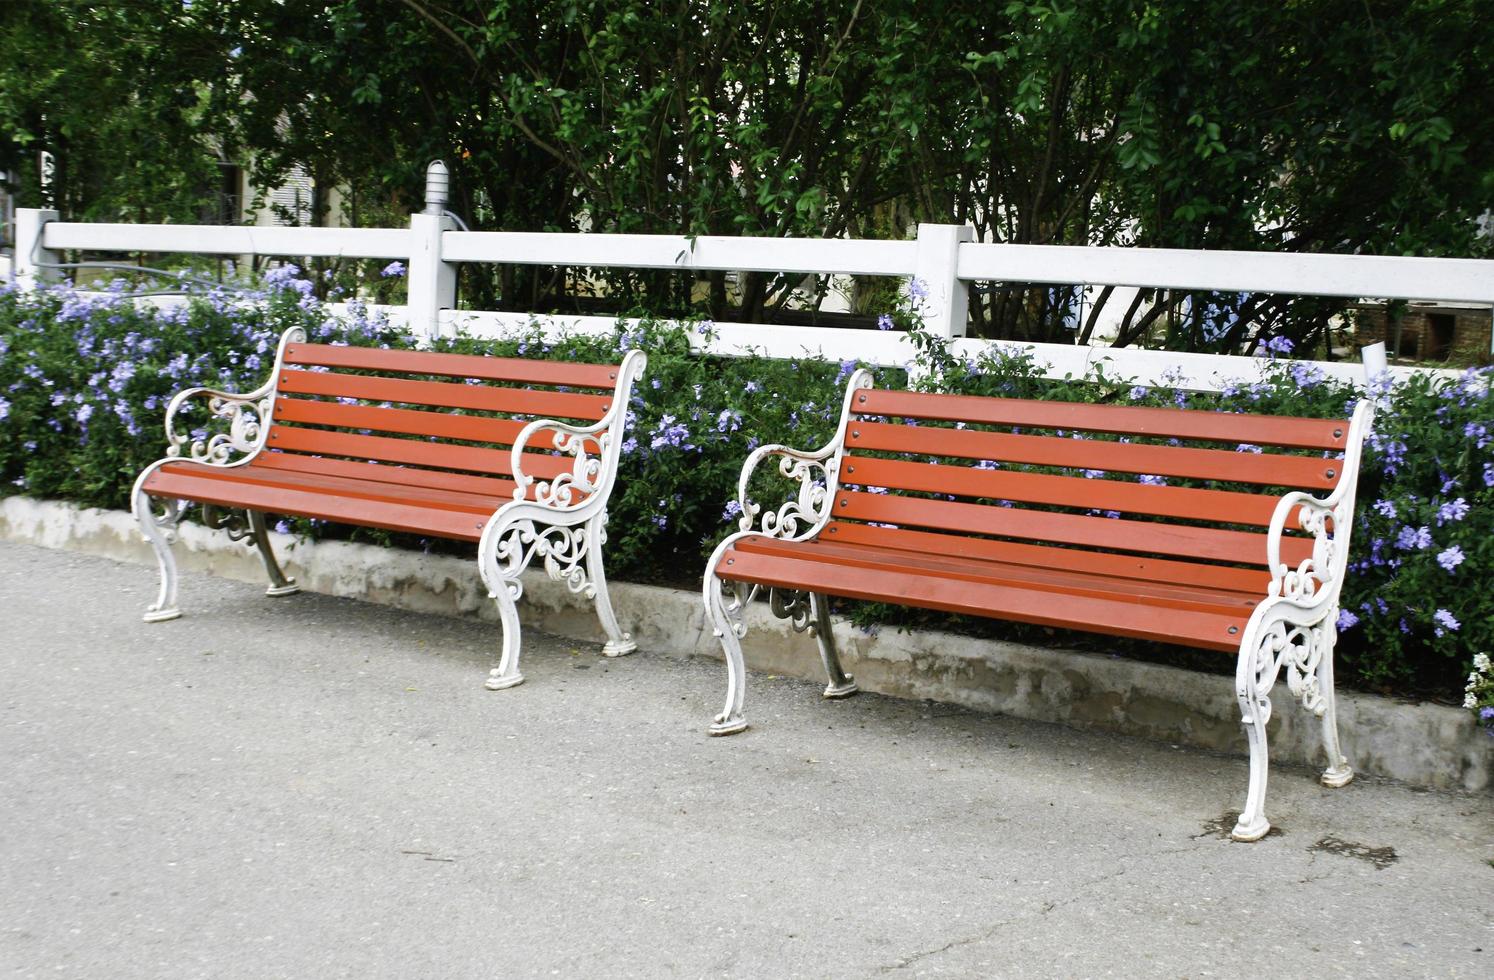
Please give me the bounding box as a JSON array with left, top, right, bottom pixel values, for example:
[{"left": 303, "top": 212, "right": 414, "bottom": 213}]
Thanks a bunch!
[
  {"left": 702, "top": 369, "right": 1372, "bottom": 842},
  {"left": 131, "top": 327, "right": 647, "bottom": 691}
]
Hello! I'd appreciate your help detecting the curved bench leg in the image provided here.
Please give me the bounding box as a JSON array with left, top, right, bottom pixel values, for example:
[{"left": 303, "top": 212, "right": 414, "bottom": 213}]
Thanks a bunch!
[
  {"left": 484, "top": 581, "right": 525, "bottom": 690},
  {"left": 810, "top": 593, "right": 857, "bottom": 698},
  {"left": 705, "top": 573, "right": 748, "bottom": 736},
  {"left": 585, "top": 512, "right": 635, "bottom": 657},
  {"left": 1317, "top": 631, "right": 1353, "bottom": 788},
  {"left": 246, "top": 510, "right": 299, "bottom": 597},
  {"left": 1232, "top": 634, "right": 1272, "bottom": 842},
  {"left": 133, "top": 488, "right": 184, "bottom": 623}
]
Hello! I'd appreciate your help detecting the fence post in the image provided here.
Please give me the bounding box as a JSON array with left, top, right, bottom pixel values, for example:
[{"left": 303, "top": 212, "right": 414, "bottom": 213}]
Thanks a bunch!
[
  {"left": 912, "top": 223, "right": 974, "bottom": 338},
  {"left": 14, "top": 207, "right": 59, "bottom": 291},
  {"left": 406, "top": 161, "right": 456, "bottom": 342}
]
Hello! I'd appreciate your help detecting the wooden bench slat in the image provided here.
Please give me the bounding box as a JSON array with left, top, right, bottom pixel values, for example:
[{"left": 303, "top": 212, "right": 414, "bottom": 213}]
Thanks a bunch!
[
  {"left": 735, "top": 535, "right": 1263, "bottom": 614},
  {"left": 251, "top": 452, "right": 520, "bottom": 498},
  {"left": 284, "top": 342, "right": 621, "bottom": 389},
  {"left": 856, "top": 388, "right": 1347, "bottom": 450},
  {"left": 848, "top": 421, "right": 1339, "bottom": 489},
  {"left": 265, "top": 425, "right": 575, "bottom": 480},
  {"left": 819, "top": 521, "right": 1273, "bottom": 595},
  {"left": 141, "top": 468, "right": 494, "bottom": 540},
  {"left": 277, "top": 368, "right": 612, "bottom": 420},
  {"left": 835, "top": 489, "right": 1313, "bottom": 568},
  {"left": 155, "top": 461, "right": 505, "bottom": 513},
  {"left": 843, "top": 455, "right": 1284, "bottom": 526},
  {"left": 273, "top": 397, "right": 529, "bottom": 445},
  {"left": 716, "top": 545, "right": 1244, "bottom": 652}
]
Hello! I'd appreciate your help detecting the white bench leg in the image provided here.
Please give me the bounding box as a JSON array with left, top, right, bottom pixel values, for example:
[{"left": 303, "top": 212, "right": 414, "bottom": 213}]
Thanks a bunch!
[
  {"left": 1317, "top": 624, "right": 1354, "bottom": 788},
  {"left": 133, "top": 487, "right": 184, "bottom": 623},
  {"left": 585, "top": 513, "right": 635, "bottom": 657},
  {"left": 1232, "top": 631, "right": 1273, "bottom": 842},
  {"left": 810, "top": 594, "right": 857, "bottom": 698},
  {"left": 246, "top": 510, "right": 299, "bottom": 597},
  {"left": 705, "top": 572, "right": 748, "bottom": 735},
  {"left": 484, "top": 581, "right": 525, "bottom": 690}
]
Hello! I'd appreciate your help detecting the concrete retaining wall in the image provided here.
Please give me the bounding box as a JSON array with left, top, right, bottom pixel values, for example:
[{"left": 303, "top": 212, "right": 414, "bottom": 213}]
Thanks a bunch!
[{"left": 4, "top": 493, "right": 1489, "bottom": 794}]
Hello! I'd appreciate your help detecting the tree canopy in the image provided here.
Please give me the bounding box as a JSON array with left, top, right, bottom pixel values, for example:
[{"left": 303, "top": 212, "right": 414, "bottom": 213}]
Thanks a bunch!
[{"left": 3, "top": 0, "right": 1490, "bottom": 346}]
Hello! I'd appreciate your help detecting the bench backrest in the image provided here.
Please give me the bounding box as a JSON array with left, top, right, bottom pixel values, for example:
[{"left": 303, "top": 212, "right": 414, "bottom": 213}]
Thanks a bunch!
[
  {"left": 262, "top": 342, "right": 629, "bottom": 502},
  {"left": 831, "top": 385, "right": 1354, "bottom": 595}
]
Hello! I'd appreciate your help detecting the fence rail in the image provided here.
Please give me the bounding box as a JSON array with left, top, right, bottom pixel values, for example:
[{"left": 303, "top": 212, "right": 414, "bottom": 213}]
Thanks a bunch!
[{"left": 9, "top": 160, "right": 1491, "bottom": 394}]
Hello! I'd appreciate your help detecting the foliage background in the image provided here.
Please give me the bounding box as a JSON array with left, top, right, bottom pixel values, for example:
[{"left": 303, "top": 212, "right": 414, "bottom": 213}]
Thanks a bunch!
[
  {"left": 2, "top": 277, "right": 1489, "bottom": 702},
  {"left": 2, "top": 0, "right": 1491, "bottom": 347}
]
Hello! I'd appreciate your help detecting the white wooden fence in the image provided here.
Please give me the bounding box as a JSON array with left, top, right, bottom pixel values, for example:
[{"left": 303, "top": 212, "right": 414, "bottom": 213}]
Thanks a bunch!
[{"left": 10, "top": 164, "right": 1493, "bottom": 392}]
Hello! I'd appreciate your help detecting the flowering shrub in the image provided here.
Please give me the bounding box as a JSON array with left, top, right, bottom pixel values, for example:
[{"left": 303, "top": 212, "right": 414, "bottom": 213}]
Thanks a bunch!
[
  {"left": 1, "top": 271, "right": 1490, "bottom": 700},
  {"left": 1466, "top": 653, "right": 1494, "bottom": 737}
]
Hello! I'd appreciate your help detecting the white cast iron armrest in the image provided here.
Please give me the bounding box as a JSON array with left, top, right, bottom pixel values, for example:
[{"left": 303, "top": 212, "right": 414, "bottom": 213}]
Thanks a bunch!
[
  {"left": 161, "top": 326, "right": 305, "bottom": 467},
  {"left": 1262, "top": 398, "right": 1375, "bottom": 614},
  {"left": 509, "top": 415, "right": 616, "bottom": 512},
  {"left": 732, "top": 442, "right": 841, "bottom": 542},
  {"left": 731, "top": 367, "right": 874, "bottom": 543},
  {"left": 506, "top": 348, "right": 648, "bottom": 515}
]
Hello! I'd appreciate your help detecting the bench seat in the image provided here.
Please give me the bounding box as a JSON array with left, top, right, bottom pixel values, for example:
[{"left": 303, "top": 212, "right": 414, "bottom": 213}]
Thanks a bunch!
[
  {"left": 717, "top": 530, "right": 1263, "bottom": 652},
  {"left": 142, "top": 458, "right": 512, "bottom": 541}
]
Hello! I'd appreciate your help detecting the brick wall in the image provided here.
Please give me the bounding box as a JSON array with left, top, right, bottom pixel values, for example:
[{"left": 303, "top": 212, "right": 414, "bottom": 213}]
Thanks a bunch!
[{"left": 1352, "top": 304, "right": 1492, "bottom": 365}]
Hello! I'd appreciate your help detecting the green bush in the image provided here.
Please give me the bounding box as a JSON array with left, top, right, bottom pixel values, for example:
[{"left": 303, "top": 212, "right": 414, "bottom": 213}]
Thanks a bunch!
[{"left": 2, "top": 273, "right": 1489, "bottom": 700}]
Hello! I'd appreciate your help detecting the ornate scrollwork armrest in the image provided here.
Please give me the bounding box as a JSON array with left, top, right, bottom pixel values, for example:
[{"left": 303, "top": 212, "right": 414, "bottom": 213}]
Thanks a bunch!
[
  {"left": 1263, "top": 399, "right": 1375, "bottom": 611},
  {"left": 162, "top": 326, "right": 305, "bottom": 466},
  {"left": 511, "top": 416, "right": 614, "bottom": 511},
  {"left": 733, "top": 367, "right": 874, "bottom": 542},
  {"left": 508, "top": 349, "right": 647, "bottom": 514},
  {"left": 733, "top": 442, "right": 840, "bottom": 541}
]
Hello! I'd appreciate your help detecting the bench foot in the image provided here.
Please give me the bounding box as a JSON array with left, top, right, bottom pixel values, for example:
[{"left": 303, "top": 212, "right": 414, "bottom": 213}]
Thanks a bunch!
[
  {"left": 265, "top": 583, "right": 301, "bottom": 598},
  {"left": 1321, "top": 764, "right": 1354, "bottom": 788},
  {"left": 485, "top": 670, "right": 525, "bottom": 691},
  {"left": 708, "top": 715, "right": 748, "bottom": 736},
  {"left": 1229, "top": 815, "right": 1272, "bottom": 843},
  {"left": 822, "top": 679, "right": 859, "bottom": 699},
  {"left": 142, "top": 608, "right": 182, "bottom": 624},
  {"left": 601, "top": 638, "right": 637, "bottom": 658}
]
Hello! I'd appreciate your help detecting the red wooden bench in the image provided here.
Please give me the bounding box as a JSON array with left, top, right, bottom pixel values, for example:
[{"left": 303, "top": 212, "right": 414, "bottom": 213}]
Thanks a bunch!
[
  {"left": 131, "top": 325, "right": 646, "bottom": 689},
  {"left": 704, "top": 369, "right": 1372, "bottom": 841}
]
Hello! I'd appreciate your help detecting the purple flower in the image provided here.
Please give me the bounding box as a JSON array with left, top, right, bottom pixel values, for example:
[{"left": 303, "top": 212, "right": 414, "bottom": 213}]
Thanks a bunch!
[
  {"left": 1336, "top": 609, "right": 1359, "bottom": 630},
  {"left": 1437, "top": 546, "right": 1465, "bottom": 572},
  {"left": 877, "top": 314, "right": 895, "bottom": 331},
  {"left": 0, "top": 397, "right": 8, "bottom": 422},
  {"left": 1395, "top": 525, "right": 1432, "bottom": 551},
  {"left": 1137, "top": 474, "right": 1167, "bottom": 486},
  {"left": 1433, "top": 608, "right": 1460, "bottom": 635},
  {"left": 1481, "top": 707, "right": 1494, "bottom": 721},
  {"left": 744, "top": 380, "right": 761, "bottom": 394},
  {"left": 1465, "top": 422, "right": 1490, "bottom": 449},
  {"left": 648, "top": 414, "right": 693, "bottom": 451},
  {"left": 1264, "top": 335, "right": 1294, "bottom": 356},
  {"left": 908, "top": 278, "right": 930, "bottom": 303},
  {"left": 1373, "top": 499, "right": 1396, "bottom": 520},
  {"left": 75, "top": 403, "right": 94, "bottom": 425},
  {"left": 1437, "top": 498, "right": 1469, "bottom": 525},
  {"left": 722, "top": 500, "right": 743, "bottom": 521},
  {"left": 381, "top": 261, "right": 406, "bottom": 278}
]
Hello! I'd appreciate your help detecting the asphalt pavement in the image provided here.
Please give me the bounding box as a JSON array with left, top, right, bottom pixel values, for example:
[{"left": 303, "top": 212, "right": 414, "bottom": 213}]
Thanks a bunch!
[{"left": 1, "top": 540, "right": 1489, "bottom": 978}]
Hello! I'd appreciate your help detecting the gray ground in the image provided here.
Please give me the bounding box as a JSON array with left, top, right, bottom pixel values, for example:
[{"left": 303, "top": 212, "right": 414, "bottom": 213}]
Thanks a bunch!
[{"left": 1, "top": 540, "right": 1490, "bottom": 979}]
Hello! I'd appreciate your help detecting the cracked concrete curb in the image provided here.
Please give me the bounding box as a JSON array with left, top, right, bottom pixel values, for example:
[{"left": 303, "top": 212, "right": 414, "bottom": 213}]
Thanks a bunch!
[{"left": 4, "top": 493, "right": 1489, "bottom": 794}]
